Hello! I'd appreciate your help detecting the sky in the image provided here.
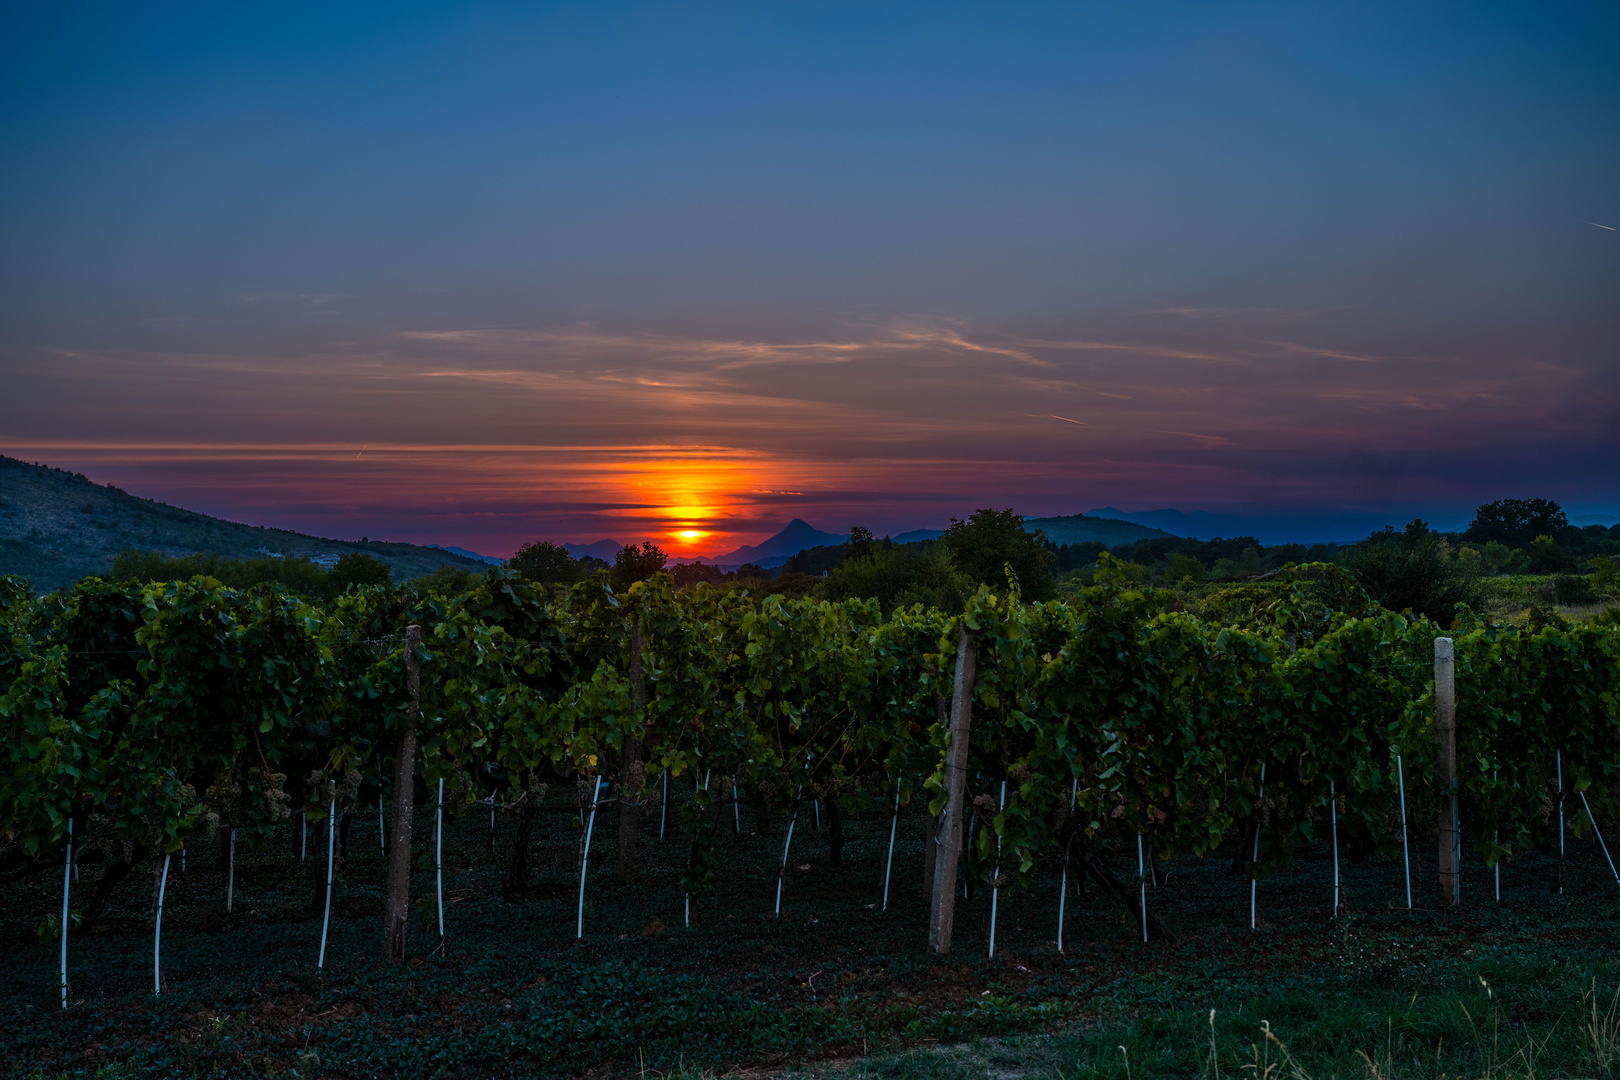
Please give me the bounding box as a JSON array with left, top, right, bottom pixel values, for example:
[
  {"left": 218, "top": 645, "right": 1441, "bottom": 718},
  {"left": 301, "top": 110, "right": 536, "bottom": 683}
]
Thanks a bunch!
[{"left": 2, "top": 1, "right": 1617, "bottom": 558}]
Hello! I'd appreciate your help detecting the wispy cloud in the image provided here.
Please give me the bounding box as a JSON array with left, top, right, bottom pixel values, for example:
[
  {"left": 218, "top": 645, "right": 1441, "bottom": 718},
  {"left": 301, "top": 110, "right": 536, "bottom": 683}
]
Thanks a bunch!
[{"left": 5, "top": 310, "right": 1613, "bottom": 554}]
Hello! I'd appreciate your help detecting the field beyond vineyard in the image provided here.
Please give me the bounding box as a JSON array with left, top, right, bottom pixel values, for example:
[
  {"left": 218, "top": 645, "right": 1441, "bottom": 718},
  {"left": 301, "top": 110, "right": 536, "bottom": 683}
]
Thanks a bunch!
[{"left": 4, "top": 794, "right": 1620, "bottom": 1080}]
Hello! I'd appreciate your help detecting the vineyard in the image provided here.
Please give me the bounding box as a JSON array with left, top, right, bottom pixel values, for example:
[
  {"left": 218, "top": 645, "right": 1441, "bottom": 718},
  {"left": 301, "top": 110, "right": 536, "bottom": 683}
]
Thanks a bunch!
[{"left": 3, "top": 563, "right": 1620, "bottom": 1077}]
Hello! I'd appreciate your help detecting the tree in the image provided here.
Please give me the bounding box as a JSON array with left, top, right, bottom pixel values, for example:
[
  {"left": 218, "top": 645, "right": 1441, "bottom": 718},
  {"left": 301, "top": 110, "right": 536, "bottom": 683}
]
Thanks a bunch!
[
  {"left": 940, "top": 509, "right": 1055, "bottom": 600},
  {"left": 610, "top": 541, "right": 667, "bottom": 592},
  {"left": 1343, "top": 519, "right": 1474, "bottom": 622},
  {"left": 1465, "top": 499, "right": 1569, "bottom": 550},
  {"left": 507, "top": 541, "right": 581, "bottom": 585},
  {"left": 1528, "top": 535, "right": 1575, "bottom": 574},
  {"left": 325, "top": 553, "right": 393, "bottom": 595},
  {"left": 844, "top": 526, "right": 876, "bottom": 563},
  {"left": 410, "top": 564, "right": 484, "bottom": 595}
]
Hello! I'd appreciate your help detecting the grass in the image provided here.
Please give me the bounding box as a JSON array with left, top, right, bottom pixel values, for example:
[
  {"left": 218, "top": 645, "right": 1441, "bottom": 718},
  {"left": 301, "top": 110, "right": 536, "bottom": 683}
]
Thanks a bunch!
[{"left": 3, "top": 788, "right": 1618, "bottom": 1079}]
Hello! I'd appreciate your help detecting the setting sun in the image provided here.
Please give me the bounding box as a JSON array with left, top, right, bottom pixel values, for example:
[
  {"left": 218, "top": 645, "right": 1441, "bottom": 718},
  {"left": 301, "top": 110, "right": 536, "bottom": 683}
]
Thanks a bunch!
[{"left": 678, "top": 530, "right": 703, "bottom": 538}]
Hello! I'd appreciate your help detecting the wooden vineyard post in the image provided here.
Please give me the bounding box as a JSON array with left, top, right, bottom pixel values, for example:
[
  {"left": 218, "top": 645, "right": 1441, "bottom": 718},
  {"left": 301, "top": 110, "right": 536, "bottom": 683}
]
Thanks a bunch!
[
  {"left": 928, "top": 626, "right": 977, "bottom": 954},
  {"left": 383, "top": 624, "right": 422, "bottom": 961},
  {"left": 1435, "top": 637, "right": 1459, "bottom": 906}
]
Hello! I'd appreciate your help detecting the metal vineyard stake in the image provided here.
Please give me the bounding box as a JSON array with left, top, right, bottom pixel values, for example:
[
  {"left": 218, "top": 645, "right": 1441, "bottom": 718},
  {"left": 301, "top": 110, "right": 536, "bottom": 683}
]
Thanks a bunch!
[
  {"left": 60, "top": 816, "right": 71, "bottom": 1009},
  {"left": 577, "top": 776, "right": 605, "bottom": 938}
]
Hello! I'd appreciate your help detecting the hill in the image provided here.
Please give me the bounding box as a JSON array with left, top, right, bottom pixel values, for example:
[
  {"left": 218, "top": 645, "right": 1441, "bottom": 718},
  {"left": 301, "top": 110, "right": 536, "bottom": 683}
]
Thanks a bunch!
[
  {"left": 562, "top": 539, "right": 623, "bottom": 560},
  {"left": 717, "top": 518, "right": 848, "bottom": 565},
  {"left": 1023, "top": 511, "right": 1174, "bottom": 546},
  {"left": 0, "top": 456, "right": 492, "bottom": 593}
]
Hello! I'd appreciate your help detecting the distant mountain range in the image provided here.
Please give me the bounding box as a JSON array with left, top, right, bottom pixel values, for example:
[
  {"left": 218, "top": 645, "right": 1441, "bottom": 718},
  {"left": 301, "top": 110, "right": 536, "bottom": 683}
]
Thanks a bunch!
[
  {"left": 1025, "top": 512, "right": 1172, "bottom": 546},
  {"left": 428, "top": 544, "right": 505, "bottom": 565},
  {"left": 0, "top": 455, "right": 494, "bottom": 593},
  {"left": 1084, "top": 506, "right": 1464, "bottom": 545},
  {"left": 562, "top": 539, "right": 623, "bottom": 561},
  {"left": 716, "top": 519, "right": 848, "bottom": 566}
]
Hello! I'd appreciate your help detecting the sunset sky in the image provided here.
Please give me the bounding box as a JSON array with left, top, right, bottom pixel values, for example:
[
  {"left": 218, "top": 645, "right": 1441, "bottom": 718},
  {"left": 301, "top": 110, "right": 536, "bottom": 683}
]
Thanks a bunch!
[{"left": 3, "top": 2, "right": 1617, "bottom": 558}]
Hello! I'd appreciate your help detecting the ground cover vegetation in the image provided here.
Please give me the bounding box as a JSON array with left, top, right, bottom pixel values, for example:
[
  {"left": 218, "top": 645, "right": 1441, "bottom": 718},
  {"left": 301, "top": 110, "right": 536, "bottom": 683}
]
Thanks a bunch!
[{"left": 2, "top": 494, "right": 1620, "bottom": 1077}]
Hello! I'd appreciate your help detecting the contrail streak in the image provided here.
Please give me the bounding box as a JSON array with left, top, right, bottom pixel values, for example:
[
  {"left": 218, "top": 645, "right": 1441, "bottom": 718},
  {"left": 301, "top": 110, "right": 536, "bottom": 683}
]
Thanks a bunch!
[
  {"left": 1583, "top": 220, "right": 1616, "bottom": 231},
  {"left": 1050, "top": 415, "right": 1088, "bottom": 426}
]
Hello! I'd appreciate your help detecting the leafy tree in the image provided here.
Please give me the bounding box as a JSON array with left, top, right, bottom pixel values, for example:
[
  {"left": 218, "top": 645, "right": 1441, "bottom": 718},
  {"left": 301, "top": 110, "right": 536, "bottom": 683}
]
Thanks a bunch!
[
  {"left": 507, "top": 540, "right": 581, "bottom": 584},
  {"left": 1528, "top": 535, "right": 1575, "bottom": 574},
  {"left": 1165, "top": 552, "right": 1204, "bottom": 584},
  {"left": 670, "top": 561, "right": 725, "bottom": 589},
  {"left": 1343, "top": 519, "right": 1474, "bottom": 622},
  {"left": 940, "top": 508, "right": 1055, "bottom": 600},
  {"left": 111, "top": 549, "right": 330, "bottom": 595},
  {"left": 844, "top": 526, "right": 876, "bottom": 563},
  {"left": 410, "top": 564, "right": 484, "bottom": 595},
  {"left": 825, "top": 541, "right": 967, "bottom": 614},
  {"left": 325, "top": 552, "right": 393, "bottom": 595},
  {"left": 610, "top": 541, "right": 667, "bottom": 592},
  {"left": 1466, "top": 498, "right": 1569, "bottom": 549}
]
